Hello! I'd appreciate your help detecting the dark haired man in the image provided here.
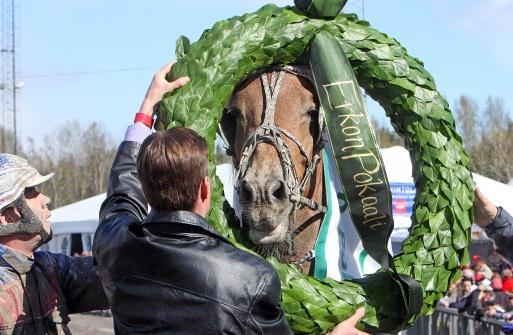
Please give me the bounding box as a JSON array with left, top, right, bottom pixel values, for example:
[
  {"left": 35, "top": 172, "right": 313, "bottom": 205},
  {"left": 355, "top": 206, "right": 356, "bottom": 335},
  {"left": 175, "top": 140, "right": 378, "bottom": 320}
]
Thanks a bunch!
[
  {"left": 94, "top": 62, "right": 368, "bottom": 334},
  {"left": 0, "top": 154, "right": 108, "bottom": 333}
]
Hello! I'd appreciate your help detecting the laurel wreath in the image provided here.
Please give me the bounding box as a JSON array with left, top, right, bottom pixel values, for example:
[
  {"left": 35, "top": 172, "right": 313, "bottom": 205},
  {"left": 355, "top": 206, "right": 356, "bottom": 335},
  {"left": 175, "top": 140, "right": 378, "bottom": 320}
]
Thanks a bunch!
[{"left": 157, "top": 4, "right": 474, "bottom": 333}]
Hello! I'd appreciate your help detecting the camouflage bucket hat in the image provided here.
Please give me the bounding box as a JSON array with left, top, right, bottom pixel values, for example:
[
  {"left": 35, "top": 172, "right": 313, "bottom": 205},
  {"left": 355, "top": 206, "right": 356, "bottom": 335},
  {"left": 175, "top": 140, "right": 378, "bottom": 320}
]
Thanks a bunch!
[{"left": 0, "top": 154, "right": 54, "bottom": 212}]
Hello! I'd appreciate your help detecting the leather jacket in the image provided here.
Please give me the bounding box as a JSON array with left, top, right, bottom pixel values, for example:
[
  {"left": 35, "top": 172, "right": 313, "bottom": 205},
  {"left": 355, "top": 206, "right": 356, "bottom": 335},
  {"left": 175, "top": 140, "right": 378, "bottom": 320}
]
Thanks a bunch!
[
  {"left": 93, "top": 141, "right": 292, "bottom": 335},
  {"left": 485, "top": 207, "right": 513, "bottom": 264}
]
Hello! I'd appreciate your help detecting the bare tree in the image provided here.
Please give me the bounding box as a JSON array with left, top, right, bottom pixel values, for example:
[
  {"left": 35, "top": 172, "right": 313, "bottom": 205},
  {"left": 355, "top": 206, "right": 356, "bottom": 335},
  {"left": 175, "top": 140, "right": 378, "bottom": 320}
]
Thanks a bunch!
[
  {"left": 474, "top": 97, "right": 513, "bottom": 183},
  {"left": 455, "top": 95, "right": 513, "bottom": 184},
  {"left": 455, "top": 95, "right": 479, "bottom": 150},
  {"left": 0, "top": 127, "right": 19, "bottom": 154},
  {"left": 370, "top": 116, "right": 403, "bottom": 148},
  {"left": 25, "top": 120, "right": 116, "bottom": 209},
  {"left": 81, "top": 122, "right": 116, "bottom": 197}
]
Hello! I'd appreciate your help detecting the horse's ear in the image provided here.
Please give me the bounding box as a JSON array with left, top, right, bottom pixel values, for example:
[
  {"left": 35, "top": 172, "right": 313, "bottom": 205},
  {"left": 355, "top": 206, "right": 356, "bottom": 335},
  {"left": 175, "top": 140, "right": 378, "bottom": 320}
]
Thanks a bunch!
[
  {"left": 309, "top": 107, "right": 325, "bottom": 151},
  {"left": 218, "top": 108, "right": 236, "bottom": 156}
]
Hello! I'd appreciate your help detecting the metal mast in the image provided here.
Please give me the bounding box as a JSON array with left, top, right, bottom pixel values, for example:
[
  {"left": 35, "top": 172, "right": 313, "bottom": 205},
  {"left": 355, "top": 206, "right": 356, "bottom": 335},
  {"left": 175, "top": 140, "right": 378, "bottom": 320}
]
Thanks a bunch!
[{"left": 1, "top": 0, "right": 16, "bottom": 153}]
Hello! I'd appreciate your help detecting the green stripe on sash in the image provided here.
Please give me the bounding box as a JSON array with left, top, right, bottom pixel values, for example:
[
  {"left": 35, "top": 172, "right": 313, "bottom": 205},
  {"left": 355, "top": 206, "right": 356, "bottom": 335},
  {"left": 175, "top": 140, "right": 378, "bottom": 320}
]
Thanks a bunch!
[
  {"left": 359, "top": 250, "right": 368, "bottom": 273},
  {"left": 313, "top": 150, "right": 332, "bottom": 280}
]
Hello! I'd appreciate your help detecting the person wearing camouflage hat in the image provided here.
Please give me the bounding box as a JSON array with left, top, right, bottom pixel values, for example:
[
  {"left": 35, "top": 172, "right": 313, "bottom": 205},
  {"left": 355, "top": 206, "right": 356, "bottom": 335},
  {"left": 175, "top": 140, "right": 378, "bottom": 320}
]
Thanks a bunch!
[
  {"left": 0, "top": 154, "right": 54, "bottom": 246},
  {"left": 0, "top": 154, "right": 108, "bottom": 334}
]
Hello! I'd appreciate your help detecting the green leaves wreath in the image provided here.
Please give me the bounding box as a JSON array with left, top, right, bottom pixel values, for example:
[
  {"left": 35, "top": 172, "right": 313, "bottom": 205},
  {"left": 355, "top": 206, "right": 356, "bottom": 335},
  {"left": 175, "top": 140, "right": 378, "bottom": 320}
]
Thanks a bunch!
[{"left": 156, "top": 2, "right": 474, "bottom": 333}]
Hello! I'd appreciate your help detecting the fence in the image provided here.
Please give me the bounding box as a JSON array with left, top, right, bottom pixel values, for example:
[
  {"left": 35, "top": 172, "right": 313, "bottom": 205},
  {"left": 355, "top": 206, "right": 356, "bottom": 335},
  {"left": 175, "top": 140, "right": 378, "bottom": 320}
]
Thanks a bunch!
[{"left": 406, "top": 306, "right": 509, "bottom": 335}]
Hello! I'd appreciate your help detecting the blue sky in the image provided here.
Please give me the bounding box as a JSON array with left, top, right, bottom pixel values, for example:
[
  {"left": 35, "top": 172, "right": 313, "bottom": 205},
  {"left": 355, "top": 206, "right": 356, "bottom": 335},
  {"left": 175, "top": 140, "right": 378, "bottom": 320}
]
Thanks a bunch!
[{"left": 16, "top": 0, "right": 513, "bottom": 144}]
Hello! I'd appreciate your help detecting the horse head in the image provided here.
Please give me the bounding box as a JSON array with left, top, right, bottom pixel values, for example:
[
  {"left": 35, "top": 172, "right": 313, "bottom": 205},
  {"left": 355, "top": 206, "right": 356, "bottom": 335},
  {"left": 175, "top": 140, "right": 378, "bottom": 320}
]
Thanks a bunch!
[{"left": 220, "top": 66, "right": 325, "bottom": 264}]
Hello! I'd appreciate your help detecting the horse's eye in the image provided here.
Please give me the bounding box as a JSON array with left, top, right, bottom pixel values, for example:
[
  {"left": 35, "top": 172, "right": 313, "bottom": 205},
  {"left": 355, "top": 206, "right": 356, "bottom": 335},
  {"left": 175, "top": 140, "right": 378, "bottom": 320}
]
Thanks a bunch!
[
  {"left": 226, "top": 107, "right": 242, "bottom": 118},
  {"left": 307, "top": 108, "right": 319, "bottom": 121}
]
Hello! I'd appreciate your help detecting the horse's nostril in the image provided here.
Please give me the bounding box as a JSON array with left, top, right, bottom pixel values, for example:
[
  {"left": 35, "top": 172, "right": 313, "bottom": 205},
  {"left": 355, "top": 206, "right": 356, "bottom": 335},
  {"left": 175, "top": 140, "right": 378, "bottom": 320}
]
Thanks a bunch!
[
  {"left": 239, "top": 180, "right": 254, "bottom": 202},
  {"left": 270, "top": 180, "right": 288, "bottom": 201}
]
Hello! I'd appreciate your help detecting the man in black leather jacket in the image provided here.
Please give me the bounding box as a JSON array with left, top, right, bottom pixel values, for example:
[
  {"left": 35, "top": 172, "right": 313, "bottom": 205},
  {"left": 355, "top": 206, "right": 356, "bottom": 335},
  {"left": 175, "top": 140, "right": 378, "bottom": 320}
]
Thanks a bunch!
[{"left": 93, "top": 62, "right": 368, "bottom": 335}]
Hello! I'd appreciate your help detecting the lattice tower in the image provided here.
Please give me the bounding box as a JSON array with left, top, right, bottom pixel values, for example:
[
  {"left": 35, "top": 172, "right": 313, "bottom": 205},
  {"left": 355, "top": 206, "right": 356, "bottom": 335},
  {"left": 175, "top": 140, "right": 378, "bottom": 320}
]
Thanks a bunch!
[{"left": 1, "top": 0, "right": 16, "bottom": 153}]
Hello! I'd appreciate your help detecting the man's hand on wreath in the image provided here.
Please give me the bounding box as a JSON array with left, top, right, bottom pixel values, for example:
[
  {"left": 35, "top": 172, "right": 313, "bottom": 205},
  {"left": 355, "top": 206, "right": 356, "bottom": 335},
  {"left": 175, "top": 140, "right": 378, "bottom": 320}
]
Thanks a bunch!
[
  {"left": 328, "top": 308, "right": 370, "bottom": 335},
  {"left": 474, "top": 188, "right": 498, "bottom": 228},
  {"left": 138, "top": 61, "right": 190, "bottom": 117}
]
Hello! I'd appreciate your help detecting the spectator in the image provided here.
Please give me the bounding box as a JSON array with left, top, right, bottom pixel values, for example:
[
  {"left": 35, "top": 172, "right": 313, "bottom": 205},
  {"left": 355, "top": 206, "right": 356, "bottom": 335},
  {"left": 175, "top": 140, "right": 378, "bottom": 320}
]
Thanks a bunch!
[
  {"left": 507, "top": 295, "right": 513, "bottom": 312},
  {"left": 494, "top": 288, "right": 510, "bottom": 307},
  {"left": 503, "top": 269, "right": 513, "bottom": 292},
  {"left": 485, "top": 301, "right": 506, "bottom": 321},
  {"left": 439, "top": 281, "right": 463, "bottom": 307},
  {"left": 474, "top": 283, "right": 511, "bottom": 321},
  {"left": 474, "top": 257, "right": 493, "bottom": 280},
  {"left": 476, "top": 278, "right": 492, "bottom": 288},
  {"left": 475, "top": 285, "right": 496, "bottom": 320},
  {"left": 450, "top": 277, "right": 478, "bottom": 313},
  {"left": 504, "top": 295, "right": 513, "bottom": 320},
  {"left": 492, "top": 272, "right": 504, "bottom": 291},
  {"left": 475, "top": 271, "right": 485, "bottom": 283},
  {"left": 484, "top": 275, "right": 510, "bottom": 307},
  {"left": 462, "top": 267, "right": 476, "bottom": 281},
  {"left": 490, "top": 295, "right": 513, "bottom": 321},
  {"left": 0, "top": 154, "right": 108, "bottom": 333}
]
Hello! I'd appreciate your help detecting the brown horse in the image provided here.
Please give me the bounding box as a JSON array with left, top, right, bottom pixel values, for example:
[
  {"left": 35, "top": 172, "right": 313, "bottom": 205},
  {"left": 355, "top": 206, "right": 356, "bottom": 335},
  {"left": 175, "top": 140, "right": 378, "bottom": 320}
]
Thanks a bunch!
[{"left": 220, "top": 66, "right": 326, "bottom": 274}]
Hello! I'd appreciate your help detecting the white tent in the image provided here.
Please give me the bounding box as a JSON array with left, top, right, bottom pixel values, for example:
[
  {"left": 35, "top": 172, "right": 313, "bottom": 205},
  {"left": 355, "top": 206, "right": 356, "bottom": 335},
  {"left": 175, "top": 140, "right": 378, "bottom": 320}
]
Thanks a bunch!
[
  {"left": 44, "top": 193, "right": 106, "bottom": 255},
  {"left": 381, "top": 146, "right": 513, "bottom": 243},
  {"left": 381, "top": 146, "right": 513, "bottom": 214},
  {"left": 50, "top": 193, "right": 106, "bottom": 234}
]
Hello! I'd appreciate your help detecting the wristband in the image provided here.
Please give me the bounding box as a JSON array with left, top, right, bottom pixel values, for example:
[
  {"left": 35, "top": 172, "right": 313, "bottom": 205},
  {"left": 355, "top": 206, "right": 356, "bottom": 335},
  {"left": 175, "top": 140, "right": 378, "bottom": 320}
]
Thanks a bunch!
[{"left": 134, "top": 113, "right": 154, "bottom": 128}]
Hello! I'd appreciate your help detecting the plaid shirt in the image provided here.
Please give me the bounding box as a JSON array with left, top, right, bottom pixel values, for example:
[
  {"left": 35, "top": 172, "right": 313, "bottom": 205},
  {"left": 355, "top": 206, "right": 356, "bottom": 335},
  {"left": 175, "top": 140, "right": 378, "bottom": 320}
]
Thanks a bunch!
[{"left": 0, "top": 245, "right": 108, "bottom": 334}]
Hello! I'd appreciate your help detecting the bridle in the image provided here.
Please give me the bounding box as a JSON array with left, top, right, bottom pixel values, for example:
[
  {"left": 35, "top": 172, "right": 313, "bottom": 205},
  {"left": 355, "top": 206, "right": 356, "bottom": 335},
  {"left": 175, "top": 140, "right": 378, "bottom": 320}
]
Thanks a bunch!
[{"left": 219, "top": 65, "right": 327, "bottom": 216}]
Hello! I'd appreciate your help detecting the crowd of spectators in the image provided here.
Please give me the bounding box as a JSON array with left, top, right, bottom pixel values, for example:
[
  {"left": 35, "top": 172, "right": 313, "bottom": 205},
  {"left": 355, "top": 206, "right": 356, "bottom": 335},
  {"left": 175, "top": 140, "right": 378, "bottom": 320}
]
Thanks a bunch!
[{"left": 439, "top": 252, "right": 513, "bottom": 323}]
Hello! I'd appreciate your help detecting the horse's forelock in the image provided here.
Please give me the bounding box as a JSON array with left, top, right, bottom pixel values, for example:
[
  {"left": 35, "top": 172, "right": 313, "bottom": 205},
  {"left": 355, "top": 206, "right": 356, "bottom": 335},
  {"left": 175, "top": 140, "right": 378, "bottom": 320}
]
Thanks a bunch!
[{"left": 230, "top": 64, "right": 313, "bottom": 100}]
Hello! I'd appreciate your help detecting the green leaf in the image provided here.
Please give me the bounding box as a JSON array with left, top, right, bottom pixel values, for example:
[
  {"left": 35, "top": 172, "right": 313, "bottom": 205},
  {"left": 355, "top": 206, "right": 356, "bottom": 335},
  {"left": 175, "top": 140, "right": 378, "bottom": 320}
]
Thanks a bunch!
[
  {"left": 421, "top": 266, "right": 440, "bottom": 291},
  {"left": 427, "top": 196, "right": 449, "bottom": 212},
  {"left": 432, "top": 248, "right": 445, "bottom": 267},
  {"left": 415, "top": 205, "right": 429, "bottom": 224},
  {"left": 176, "top": 35, "right": 191, "bottom": 59},
  {"left": 414, "top": 86, "right": 436, "bottom": 101},
  {"left": 445, "top": 247, "right": 461, "bottom": 268},
  {"left": 437, "top": 229, "right": 452, "bottom": 246},
  {"left": 453, "top": 227, "right": 468, "bottom": 250},
  {"left": 423, "top": 231, "right": 438, "bottom": 249},
  {"left": 427, "top": 132, "right": 448, "bottom": 149},
  {"left": 428, "top": 211, "right": 446, "bottom": 231},
  {"left": 294, "top": 0, "right": 348, "bottom": 19},
  {"left": 422, "top": 166, "right": 435, "bottom": 182},
  {"left": 437, "top": 269, "right": 452, "bottom": 291},
  {"left": 389, "top": 77, "right": 416, "bottom": 93}
]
